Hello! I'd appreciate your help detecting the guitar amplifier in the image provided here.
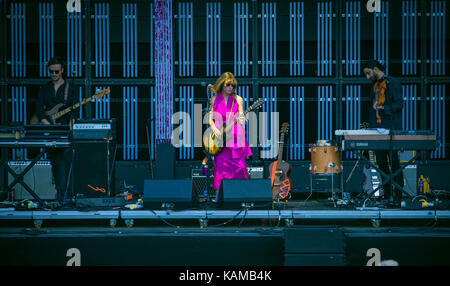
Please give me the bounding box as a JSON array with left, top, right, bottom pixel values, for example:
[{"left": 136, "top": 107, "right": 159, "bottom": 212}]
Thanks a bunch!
[
  {"left": 7, "top": 161, "right": 57, "bottom": 200},
  {"left": 72, "top": 119, "right": 116, "bottom": 140}
]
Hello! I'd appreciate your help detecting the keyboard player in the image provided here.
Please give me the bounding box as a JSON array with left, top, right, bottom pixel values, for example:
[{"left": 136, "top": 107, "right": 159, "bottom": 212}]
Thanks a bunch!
[{"left": 362, "top": 60, "right": 404, "bottom": 207}]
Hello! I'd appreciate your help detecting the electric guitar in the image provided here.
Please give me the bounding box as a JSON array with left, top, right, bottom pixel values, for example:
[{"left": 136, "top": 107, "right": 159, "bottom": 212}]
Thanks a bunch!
[
  {"left": 30, "top": 89, "right": 110, "bottom": 124},
  {"left": 360, "top": 122, "right": 384, "bottom": 197},
  {"left": 203, "top": 98, "right": 264, "bottom": 156},
  {"left": 268, "top": 122, "right": 293, "bottom": 201}
]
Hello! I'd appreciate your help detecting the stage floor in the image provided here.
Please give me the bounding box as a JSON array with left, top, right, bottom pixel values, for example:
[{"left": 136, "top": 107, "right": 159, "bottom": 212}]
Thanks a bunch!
[{"left": 1, "top": 198, "right": 450, "bottom": 229}]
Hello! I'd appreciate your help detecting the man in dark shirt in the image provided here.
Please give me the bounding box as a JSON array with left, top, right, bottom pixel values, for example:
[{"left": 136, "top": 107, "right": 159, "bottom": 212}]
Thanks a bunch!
[
  {"left": 36, "top": 57, "right": 77, "bottom": 204},
  {"left": 362, "top": 60, "right": 404, "bottom": 207}
]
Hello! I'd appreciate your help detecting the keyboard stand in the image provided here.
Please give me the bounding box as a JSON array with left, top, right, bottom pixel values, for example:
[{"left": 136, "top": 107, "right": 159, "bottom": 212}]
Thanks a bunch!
[{"left": 355, "top": 149, "right": 428, "bottom": 202}]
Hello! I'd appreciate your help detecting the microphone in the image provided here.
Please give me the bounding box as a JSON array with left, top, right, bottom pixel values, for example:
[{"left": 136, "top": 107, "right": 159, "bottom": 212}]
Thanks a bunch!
[{"left": 207, "top": 84, "right": 213, "bottom": 91}]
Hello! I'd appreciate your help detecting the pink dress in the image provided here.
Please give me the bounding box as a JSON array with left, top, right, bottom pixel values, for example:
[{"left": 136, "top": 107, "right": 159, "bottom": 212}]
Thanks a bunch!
[{"left": 213, "top": 93, "right": 253, "bottom": 191}]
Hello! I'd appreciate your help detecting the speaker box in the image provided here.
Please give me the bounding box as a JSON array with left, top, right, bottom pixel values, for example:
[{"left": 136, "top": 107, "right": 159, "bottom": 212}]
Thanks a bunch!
[
  {"left": 217, "top": 179, "right": 273, "bottom": 209},
  {"left": 72, "top": 141, "right": 115, "bottom": 198},
  {"left": 155, "top": 143, "right": 175, "bottom": 179},
  {"left": 143, "top": 179, "right": 196, "bottom": 210},
  {"left": 7, "top": 161, "right": 56, "bottom": 200}
]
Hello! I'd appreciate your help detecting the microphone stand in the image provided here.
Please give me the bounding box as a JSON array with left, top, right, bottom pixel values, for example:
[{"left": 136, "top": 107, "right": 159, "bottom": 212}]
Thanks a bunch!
[{"left": 203, "top": 85, "right": 214, "bottom": 203}]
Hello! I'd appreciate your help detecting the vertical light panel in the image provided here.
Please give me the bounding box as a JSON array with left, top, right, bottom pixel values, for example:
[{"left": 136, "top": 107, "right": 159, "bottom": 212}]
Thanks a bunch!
[
  {"left": 430, "top": 0, "right": 446, "bottom": 76},
  {"left": 39, "top": 2, "right": 54, "bottom": 77},
  {"left": 345, "top": 85, "right": 361, "bottom": 159},
  {"left": 123, "top": 86, "right": 138, "bottom": 160},
  {"left": 178, "top": 86, "right": 194, "bottom": 160},
  {"left": 261, "top": 2, "right": 276, "bottom": 77},
  {"left": 317, "top": 86, "right": 333, "bottom": 140},
  {"left": 206, "top": 2, "right": 221, "bottom": 77},
  {"left": 155, "top": 0, "right": 173, "bottom": 143},
  {"left": 373, "top": 1, "right": 389, "bottom": 74},
  {"left": 94, "top": 2, "right": 110, "bottom": 78},
  {"left": 289, "top": 86, "right": 305, "bottom": 160},
  {"left": 234, "top": 2, "right": 249, "bottom": 77},
  {"left": 289, "top": 2, "right": 304, "bottom": 76},
  {"left": 122, "top": 3, "right": 139, "bottom": 160},
  {"left": 123, "top": 2, "right": 138, "bottom": 78},
  {"left": 317, "top": 1, "right": 333, "bottom": 77},
  {"left": 11, "top": 2, "right": 26, "bottom": 78},
  {"left": 11, "top": 86, "right": 27, "bottom": 160},
  {"left": 260, "top": 86, "right": 278, "bottom": 160},
  {"left": 430, "top": 85, "right": 445, "bottom": 159},
  {"left": 94, "top": 86, "right": 111, "bottom": 119},
  {"left": 344, "top": 1, "right": 360, "bottom": 159},
  {"left": 345, "top": 1, "right": 360, "bottom": 76},
  {"left": 178, "top": 2, "right": 193, "bottom": 77},
  {"left": 10, "top": 3, "right": 27, "bottom": 160},
  {"left": 236, "top": 85, "right": 250, "bottom": 144},
  {"left": 67, "top": 5, "right": 82, "bottom": 77},
  {"left": 402, "top": 85, "right": 417, "bottom": 131},
  {"left": 402, "top": 0, "right": 418, "bottom": 75}
]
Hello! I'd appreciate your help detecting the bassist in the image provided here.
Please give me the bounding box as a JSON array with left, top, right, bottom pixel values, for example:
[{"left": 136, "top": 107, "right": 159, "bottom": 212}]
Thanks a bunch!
[
  {"left": 36, "top": 57, "right": 77, "bottom": 125},
  {"left": 35, "top": 57, "right": 78, "bottom": 204}
]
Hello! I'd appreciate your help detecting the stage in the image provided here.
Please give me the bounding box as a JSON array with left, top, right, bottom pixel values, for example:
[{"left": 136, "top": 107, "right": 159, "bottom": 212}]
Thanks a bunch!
[
  {"left": 1, "top": 197, "right": 450, "bottom": 266},
  {"left": 1, "top": 0, "right": 450, "bottom": 269}
]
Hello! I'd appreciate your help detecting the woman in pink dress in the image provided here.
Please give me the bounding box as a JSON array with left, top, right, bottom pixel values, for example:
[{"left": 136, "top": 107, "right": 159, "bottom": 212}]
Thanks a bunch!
[{"left": 208, "top": 72, "right": 253, "bottom": 192}]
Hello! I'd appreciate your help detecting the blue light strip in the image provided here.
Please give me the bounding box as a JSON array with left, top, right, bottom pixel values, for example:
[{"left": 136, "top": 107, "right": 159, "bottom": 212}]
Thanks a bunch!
[
  {"left": 430, "top": 1, "right": 446, "bottom": 76},
  {"left": 206, "top": 2, "right": 221, "bottom": 77},
  {"left": 261, "top": 3, "right": 276, "bottom": 77},
  {"left": 178, "top": 2, "right": 193, "bottom": 77},
  {"left": 234, "top": 2, "right": 248, "bottom": 77},
  {"left": 289, "top": 86, "right": 304, "bottom": 160},
  {"left": 178, "top": 86, "right": 194, "bottom": 160},
  {"left": 261, "top": 86, "right": 277, "bottom": 160},
  {"left": 373, "top": 1, "right": 389, "bottom": 74},
  {"left": 290, "top": 2, "right": 304, "bottom": 76},
  {"left": 122, "top": 3, "right": 139, "bottom": 160},
  {"left": 402, "top": 0, "right": 418, "bottom": 75}
]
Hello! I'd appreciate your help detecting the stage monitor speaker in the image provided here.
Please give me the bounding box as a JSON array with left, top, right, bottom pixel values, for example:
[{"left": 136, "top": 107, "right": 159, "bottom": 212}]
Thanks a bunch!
[
  {"left": 7, "top": 161, "right": 56, "bottom": 200},
  {"left": 155, "top": 143, "right": 175, "bottom": 179},
  {"left": 143, "top": 179, "right": 196, "bottom": 210},
  {"left": 72, "top": 141, "right": 115, "bottom": 198},
  {"left": 217, "top": 179, "right": 273, "bottom": 209}
]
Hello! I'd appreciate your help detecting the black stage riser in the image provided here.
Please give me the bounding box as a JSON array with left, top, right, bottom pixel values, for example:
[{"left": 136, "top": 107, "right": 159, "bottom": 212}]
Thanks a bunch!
[{"left": 1, "top": 227, "right": 450, "bottom": 266}]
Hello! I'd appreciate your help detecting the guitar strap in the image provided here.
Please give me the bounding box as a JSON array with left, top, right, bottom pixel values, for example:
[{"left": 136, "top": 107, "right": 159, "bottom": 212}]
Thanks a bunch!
[{"left": 271, "top": 161, "right": 278, "bottom": 187}]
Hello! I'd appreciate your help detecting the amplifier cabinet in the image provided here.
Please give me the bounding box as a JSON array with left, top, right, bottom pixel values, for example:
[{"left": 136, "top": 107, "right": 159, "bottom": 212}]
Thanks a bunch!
[
  {"left": 7, "top": 161, "right": 56, "bottom": 200},
  {"left": 72, "top": 141, "right": 115, "bottom": 198}
]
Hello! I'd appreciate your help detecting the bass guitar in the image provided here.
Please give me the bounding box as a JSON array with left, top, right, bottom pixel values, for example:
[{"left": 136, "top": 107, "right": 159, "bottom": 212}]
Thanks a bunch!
[
  {"left": 203, "top": 98, "right": 264, "bottom": 155},
  {"left": 30, "top": 88, "right": 110, "bottom": 124},
  {"left": 268, "top": 122, "right": 293, "bottom": 200}
]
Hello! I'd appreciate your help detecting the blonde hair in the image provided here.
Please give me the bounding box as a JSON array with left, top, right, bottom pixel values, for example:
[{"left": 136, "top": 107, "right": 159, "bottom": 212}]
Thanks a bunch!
[{"left": 210, "top": 72, "right": 238, "bottom": 96}]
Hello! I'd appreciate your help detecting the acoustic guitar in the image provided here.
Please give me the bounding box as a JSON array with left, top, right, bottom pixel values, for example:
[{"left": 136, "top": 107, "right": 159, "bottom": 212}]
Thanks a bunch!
[
  {"left": 203, "top": 98, "right": 264, "bottom": 155},
  {"left": 268, "top": 122, "right": 292, "bottom": 200},
  {"left": 30, "top": 88, "right": 110, "bottom": 124}
]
